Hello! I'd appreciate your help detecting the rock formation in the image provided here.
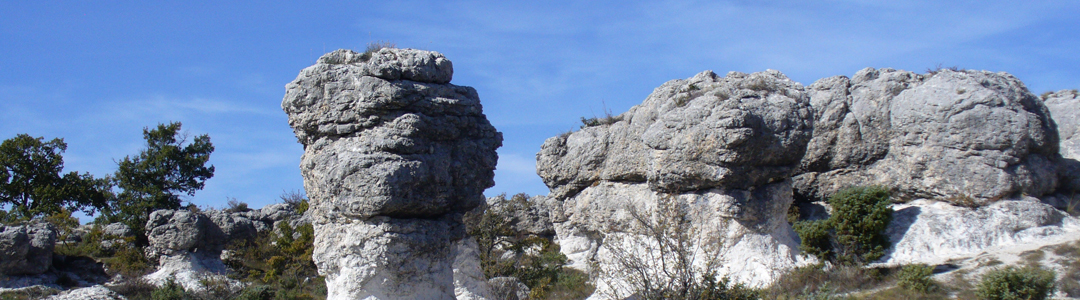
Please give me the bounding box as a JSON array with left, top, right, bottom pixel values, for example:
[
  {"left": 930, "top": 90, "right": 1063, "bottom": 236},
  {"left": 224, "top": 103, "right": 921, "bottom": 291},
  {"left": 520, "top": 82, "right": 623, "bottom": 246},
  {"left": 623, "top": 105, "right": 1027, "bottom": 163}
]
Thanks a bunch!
[
  {"left": 1043, "top": 89, "right": 1080, "bottom": 194},
  {"left": 1044, "top": 90, "right": 1080, "bottom": 161},
  {"left": 282, "top": 48, "right": 501, "bottom": 299},
  {"left": 795, "top": 68, "right": 1061, "bottom": 205},
  {"left": 537, "top": 70, "right": 815, "bottom": 295},
  {"left": 882, "top": 197, "right": 1080, "bottom": 266},
  {"left": 143, "top": 204, "right": 305, "bottom": 290},
  {"left": 0, "top": 223, "right": 56, "bottom": 276}
]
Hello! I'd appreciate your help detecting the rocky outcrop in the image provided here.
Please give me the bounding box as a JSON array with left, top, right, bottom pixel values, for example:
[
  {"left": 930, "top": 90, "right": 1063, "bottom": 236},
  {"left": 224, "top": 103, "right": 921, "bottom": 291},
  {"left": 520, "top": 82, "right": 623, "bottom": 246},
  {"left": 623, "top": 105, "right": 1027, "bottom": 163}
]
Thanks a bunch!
[
  {"left": 0, "top": 223, "right": 56, "bottom": 276},
  {"left": 143, "top": 204, "right": 305, "bottom": 290},
  {"left": 537, "top": 70, "right": 814, "bottom": 295},
  {"left": 283, "top": 48, "right": 501, "bottom": 299},
  {"left": 1045, "top": 90, "right": 1080, "bottom": 161},
  {"left": 1044, "top": 89, "right": 1080, "bottom": 194},
  {"left": 882, "top": 197, "right": 1080, "bottom": 266},
  {"left": 796, "top": 68, "right": 1061, "bottom": 205}
]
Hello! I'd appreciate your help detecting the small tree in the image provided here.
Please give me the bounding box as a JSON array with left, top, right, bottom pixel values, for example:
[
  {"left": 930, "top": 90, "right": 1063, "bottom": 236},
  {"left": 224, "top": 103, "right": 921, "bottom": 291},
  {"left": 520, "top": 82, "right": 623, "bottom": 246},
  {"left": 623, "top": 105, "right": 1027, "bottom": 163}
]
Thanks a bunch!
[
  {"left": 103, "top": 122, "right": 214, "bottom": 238},
  {"left": 0, "top": 134, "right": 110, "bottom": 221},
  {"left": 794, "top": 186, "right": 893, "bottom": 265}
]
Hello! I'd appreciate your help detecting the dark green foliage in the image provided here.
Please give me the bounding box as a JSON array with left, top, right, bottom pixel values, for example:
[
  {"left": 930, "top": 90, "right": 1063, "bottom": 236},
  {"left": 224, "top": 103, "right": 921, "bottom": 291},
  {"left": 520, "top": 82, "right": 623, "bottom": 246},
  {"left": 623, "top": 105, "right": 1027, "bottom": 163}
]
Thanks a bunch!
[
  {"left": 793, "top": 219, "right": 832, "bottom": 261},
  {"left": 897, "top": 264, "right": 937, "bottom": 293},
  {"left": 763, "top": 263, "right": 886, "bottom": 299},
  {"left": 0, "top": 134, "right": 110, "bottom": 221},
  {"left": 793, "top": 186, "right": 892, "bottom": 265},
  {"left": 103, "top": 122, "right": 214, "bottom": 242},
  {"left": 151, "top": 280, "right": 190, "bottom": 300},
  {"left": 830, "top": 186, "right": 892, "bottom": 264},
  {"left": 976, "top": 266, "right": 1056, "bottom": 300}
]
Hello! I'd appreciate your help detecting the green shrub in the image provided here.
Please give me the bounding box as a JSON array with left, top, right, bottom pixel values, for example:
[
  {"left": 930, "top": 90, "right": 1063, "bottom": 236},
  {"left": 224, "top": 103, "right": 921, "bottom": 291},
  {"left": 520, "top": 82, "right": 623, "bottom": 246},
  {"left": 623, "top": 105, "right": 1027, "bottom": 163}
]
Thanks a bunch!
[
  {"left": 975, "top": 266, "right": 1056, "bottom": 300},
  {"left": 897, "top": 264, "right": 937, "bottom": 292},
  {"left": 793, "top": 219, "right": 832, "bottom": 261},
  {"left": 150, "top": 279, "right": 189, "bottom": 300},
  {"left": 793, "top": 186, "right": 892, "bottom": 265}
]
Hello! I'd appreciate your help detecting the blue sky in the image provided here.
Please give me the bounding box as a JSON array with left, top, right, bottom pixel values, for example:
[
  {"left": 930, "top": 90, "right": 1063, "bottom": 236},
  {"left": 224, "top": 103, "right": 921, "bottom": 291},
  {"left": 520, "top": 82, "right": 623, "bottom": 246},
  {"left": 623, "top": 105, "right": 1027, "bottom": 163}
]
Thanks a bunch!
[{"left": 2, "top": 1, "right": 1078, "bottom": 218}]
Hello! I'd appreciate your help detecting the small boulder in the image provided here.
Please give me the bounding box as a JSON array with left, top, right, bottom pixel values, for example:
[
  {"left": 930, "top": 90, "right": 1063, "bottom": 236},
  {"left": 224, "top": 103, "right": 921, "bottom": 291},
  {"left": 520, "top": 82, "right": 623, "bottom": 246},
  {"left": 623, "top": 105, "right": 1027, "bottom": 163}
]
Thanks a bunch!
[{"left": 0, "top": 223, "right": 57, "bottom": 276}]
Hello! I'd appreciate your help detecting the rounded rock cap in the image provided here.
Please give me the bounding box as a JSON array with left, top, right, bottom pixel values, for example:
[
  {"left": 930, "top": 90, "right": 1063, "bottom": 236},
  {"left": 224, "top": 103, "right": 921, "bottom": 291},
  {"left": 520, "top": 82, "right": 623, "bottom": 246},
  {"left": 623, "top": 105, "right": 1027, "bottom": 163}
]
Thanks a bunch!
[{"left": 316, "top": 48, "right": 454, "bottom": 84}]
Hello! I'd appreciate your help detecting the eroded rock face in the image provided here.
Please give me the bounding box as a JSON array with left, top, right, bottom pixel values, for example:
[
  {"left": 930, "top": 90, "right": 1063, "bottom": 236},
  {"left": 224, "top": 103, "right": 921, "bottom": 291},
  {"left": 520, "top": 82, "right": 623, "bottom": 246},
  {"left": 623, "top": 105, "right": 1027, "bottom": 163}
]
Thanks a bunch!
[
  {"left": 283, "top": 48, "right": 501, "bottom": 299},
  {"left": 0, "top": 223, "right": 56, "bottom": 276},
  {"left": 796, "top": 68, "right": 1061, "bottom": 205},
  {"left": 1044, "top": 90, "right": 1080, "bottom": 161},
  {"left": 143, "top": 205, "right": 305, "bottom": 290},
  {"left": 1043, "top": 89, "right": 1080, "bottom": 193},
  {"left": 538, "top": 70, "right": 813, "bottom": 200},
  {"left": 537, "top": 70, "right": 814, "bottom": 294}
]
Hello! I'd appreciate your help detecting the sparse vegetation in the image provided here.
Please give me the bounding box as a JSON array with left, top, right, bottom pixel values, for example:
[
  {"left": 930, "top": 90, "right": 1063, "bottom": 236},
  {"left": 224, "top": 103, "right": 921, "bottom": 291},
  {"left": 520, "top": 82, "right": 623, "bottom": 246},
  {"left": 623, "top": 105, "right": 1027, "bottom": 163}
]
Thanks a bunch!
[
  {"left": 975, "top": 266, "right": 1056, "bottom": 300},
  {"left": 598, "top": 195, "right": 758, "bottom": 300},
  {"left": 465, "top": 193, "right": 594, "bottom": 299},
  {"left": 926, "top": 64, "right": 964, "bottom": 75},
  {"left": 359, "top": 41, "right": 396, "bottom": 61}
]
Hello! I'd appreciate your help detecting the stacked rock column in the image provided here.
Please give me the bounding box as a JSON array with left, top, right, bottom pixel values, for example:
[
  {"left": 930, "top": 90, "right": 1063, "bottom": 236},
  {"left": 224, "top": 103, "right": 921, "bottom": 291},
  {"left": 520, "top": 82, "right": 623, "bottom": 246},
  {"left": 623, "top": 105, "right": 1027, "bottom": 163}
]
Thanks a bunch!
[{"left": 282, "top": 48, "right": 501, "bottom": 299}]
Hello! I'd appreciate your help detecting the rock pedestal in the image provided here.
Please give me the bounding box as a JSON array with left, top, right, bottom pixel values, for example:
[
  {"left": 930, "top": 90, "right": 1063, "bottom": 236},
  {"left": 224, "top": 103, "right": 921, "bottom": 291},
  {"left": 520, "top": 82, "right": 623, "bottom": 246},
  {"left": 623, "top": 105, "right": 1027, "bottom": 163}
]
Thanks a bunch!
[
  {"left": 537, "top": 70, "right": 814, "bottom": 295},
  {"left": 283, "top": 48, "right": 501, "bottom": 299}
]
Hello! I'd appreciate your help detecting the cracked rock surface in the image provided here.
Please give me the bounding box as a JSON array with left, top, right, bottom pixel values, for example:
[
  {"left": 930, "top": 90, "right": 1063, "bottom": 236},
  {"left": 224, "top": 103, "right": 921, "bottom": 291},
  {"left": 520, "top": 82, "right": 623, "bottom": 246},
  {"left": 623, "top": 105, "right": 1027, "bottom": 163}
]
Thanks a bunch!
[
  {"left": 283, "top": 48, "right": 501, "bottom": 300},
  {"left": 795, "top": 68, "right": 1062, "bottom": 205}
]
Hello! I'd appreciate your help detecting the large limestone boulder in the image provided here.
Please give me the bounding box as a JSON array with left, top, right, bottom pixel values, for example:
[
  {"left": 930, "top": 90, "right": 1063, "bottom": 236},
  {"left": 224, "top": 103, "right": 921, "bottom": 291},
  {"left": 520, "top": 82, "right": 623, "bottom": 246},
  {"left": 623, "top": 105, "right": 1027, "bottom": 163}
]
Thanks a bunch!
[
  {"left": 537, "top": 70, "right": 814, "bottom": 295},
  {"left": 1043, "top": 89, "right": 1080, "bottom": 193},
  {"left": 283, "top": 48, "right": 501, "bottom": 299},
  {"left": 0, "top": 223, "right": 56, "bottom": 276},
  {"left": 538, "top": 70, "right": 813, "bottom": 200},
  {"left": 796, "top": 68, "right": 1061, "bottom": 205},
  {"left": 1044, "top": 90, "right": 1080, "bottom": 161}
]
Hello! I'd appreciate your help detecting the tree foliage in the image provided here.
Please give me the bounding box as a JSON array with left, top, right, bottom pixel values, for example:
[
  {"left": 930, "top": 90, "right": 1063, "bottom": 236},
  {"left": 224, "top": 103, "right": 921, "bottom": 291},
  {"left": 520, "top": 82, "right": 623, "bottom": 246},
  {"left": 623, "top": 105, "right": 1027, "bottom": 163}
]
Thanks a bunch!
[
  {"left": 0, "top": 134, "right": 110, "bottom": 221},
  {"left": 104, "top": 122, "right": 214, "bottom": 237},
  {"left": 794, "top": 186, "right": 893, "bottom": 265}
]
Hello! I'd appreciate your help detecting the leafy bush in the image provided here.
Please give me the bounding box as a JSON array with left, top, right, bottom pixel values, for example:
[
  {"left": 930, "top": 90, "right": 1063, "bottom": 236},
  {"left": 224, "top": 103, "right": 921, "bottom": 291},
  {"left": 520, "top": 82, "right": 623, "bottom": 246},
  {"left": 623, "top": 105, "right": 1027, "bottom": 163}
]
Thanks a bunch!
[
  {"left": 794, "top": 186, "right": 892, "bottom": 265},
  {"left": 897, "top": 264, "right": 937, "bottom": 292},
  {"left": 975, "top": 266, "right": 1056, "bottom": 300}
]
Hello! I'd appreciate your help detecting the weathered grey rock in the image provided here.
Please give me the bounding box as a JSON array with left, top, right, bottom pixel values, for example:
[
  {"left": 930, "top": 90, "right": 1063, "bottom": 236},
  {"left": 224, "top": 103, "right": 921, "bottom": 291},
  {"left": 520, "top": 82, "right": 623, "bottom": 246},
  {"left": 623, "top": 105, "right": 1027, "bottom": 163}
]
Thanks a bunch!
[
  {"left": 537, "top": 70, "right": 813, "bottom": 200},
  {"left": 43, "top": 285, "right": 125, "bottom": 300},
  {"left": 796, "top": 68, "right": 1061, "bottom": 204},
  {"left": 1044, "top": 90, "right": 1080, "bottom": 161},
  {"left": 538, "top": 70, "right": 814, "bottom": 296},
  {"left": 284, "top": 48, "right": 501, "bottom": 299},
  {"left": 102, "top": 223, "right": 133, "bottom": 238},
  {"left": 0, "top": 223, "right": 56, "bottom": 276},
  {"left": 481, "top": 194, "right": 555, "bottom": 238},
  {"left": 1043, "top": 89, "right": 1080, "bottom": 193},
  {"left": 144, "top": 210, "right": 209, "bottom": 262},
  {"left": 488, "top": 277, "right": 530, "bottom": 300}
]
